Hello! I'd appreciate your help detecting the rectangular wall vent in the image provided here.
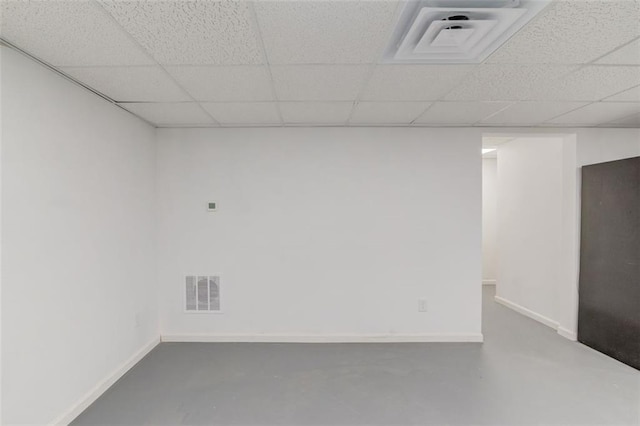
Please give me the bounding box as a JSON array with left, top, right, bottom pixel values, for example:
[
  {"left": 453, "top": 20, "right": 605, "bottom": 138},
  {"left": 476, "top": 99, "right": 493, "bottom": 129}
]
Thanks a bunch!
[
  {"left": 185, "top": 276, "right": 221, "bottom": 313},
  {"left": 383, "top": 0, "right": 550, "bottom": 64}
]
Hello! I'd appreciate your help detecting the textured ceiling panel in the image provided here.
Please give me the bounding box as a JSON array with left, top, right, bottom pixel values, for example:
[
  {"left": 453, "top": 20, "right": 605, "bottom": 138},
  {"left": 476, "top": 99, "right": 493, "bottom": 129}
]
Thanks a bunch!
[
  {"left": 3, "top": 0, "right": 639, "bottom": 128},
  {"left": 165, "top": 66, "right": 273, "bottom": 102},
  {"left": 279, "top": 102, "right": 354, "bottom": 124},
  {"left": 596, "top": 39, "right": 640, "bottom": 65},
  {"left": 487, "top": 0, "right": 640, "bottom": 64},
  {"left": 361, "top": 65, "right": 476, "bottom": 101},
  {"left": 549, "top": 102, "right": 640, "bottom": 125},
  {"left": 0, "top": 0, "right": 153, "bottom": 66},
  {"left": 414, "top": 102, "right": 511, "bottom": 125},
  {"left": 536, "top": 66, "right": 640, "bottom": 101},
  {"left": 605, "top": 112, "right": 640, "bottom": 127},
  {"left": 603, "top": 85, "right": 640, "bottom": 102},
  {"left": 255, "top": 0, "right": 398, "bottom": 64},
  {"left": 444, "top": 64, "right": 576, "bottom": 101},
  {"left": 121, "top": 102, "right": 215, "bottom": 126},
  {"left": 99, "top": 0, "right": 263, "bottom": 65},
  {"left": 61, "top": 66, "right": 191, "bottom": 102},
  {"left": 481, "top": 102, "right": 588, "bottom": 125},
  {"left": 271, "top": 65, "right": 370, "bottom": 101},
  {"left": 202, "top": 102, "right": 281, "bottom": 125},
  {"left": 350, "top": 102, "right": 431, "bottom": 124}
]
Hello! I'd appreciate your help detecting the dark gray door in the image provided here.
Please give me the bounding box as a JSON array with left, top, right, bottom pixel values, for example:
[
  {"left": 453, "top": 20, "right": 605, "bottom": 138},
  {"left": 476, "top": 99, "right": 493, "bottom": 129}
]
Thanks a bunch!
[{"left": 579, "top": 156, "right": 640, "bottom": 370}]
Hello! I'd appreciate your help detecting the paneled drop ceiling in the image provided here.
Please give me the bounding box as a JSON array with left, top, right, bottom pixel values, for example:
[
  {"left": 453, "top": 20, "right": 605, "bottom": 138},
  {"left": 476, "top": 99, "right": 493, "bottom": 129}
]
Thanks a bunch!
[{"left": 1, "top": 0, "right": 639, "bottom": 128}]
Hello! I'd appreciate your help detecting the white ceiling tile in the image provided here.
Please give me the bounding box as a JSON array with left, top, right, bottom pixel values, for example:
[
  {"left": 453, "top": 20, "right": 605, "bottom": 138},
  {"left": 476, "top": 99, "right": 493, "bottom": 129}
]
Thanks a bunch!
[
  {"left": 120, "top": 103, "right": 215, "bottom": 126},
  {"left": 549, "top": 102, "right": 640, "bottom": 125},
  {"left": 482, "top": 102, "right": 589, "bottom": 125},
  {"left": 414, "top": 102, "right": 511, "bottom": 125},
  {"left": 0, "top": 0, "right": 153, "bottom": 66},
  {"left": 444, "top": 64, "right": 576, "bottom": 101},
  {"left": 61, "top": 67, "right": 190, "bottom": 102},
  {"left": 487, "top": 0, "right": 640, "bottom": 64},
  {"left": 605, "top": 112, "right": 640, "bottom": 127},
  {"left": 362, "top": 65, "right": 476, "bottom": 101},
  {"left": 165, "top": 66, "right": 273, "bottom": 102},
  {"left": 537, "top": 66, "right": 640, "bottom": 101},
  {"left": 99, "top": 0, "right": 262, "bottom": 65},
  {"left": 279, "top": 102, "right": 353, "bottom": 124},
  {"left": 350, "top": 102, "right": 431, "bottom": 124},
  {"left": 271, "top": 65, "right": 370, "bottom": 101},
  {"left": 596, "top": 38, "right": 640, "bottom": 65},
  {"left": 254, "top": 0, "right": 398, "bottom": 64},
  {"left": 202, "top": 102, "right": 281, "bottom": 125},
  {"left": 603, "top": 85, "right": 640, "bottom": 102}
]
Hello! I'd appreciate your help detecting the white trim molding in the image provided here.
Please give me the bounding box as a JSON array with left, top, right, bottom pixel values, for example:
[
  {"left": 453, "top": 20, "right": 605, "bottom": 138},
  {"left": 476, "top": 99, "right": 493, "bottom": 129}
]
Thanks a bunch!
[
  {"left": 494, "top": 295, "right": 559, "bottom": 330},
  {"left": 51, "top": 336, "right": 160, "bottom": 426},
  {"left": 161, "top": 333, "right": 484, "bottom": 343},
  {"left": 557, "top": 327, "right": 578, "bottom": 341},
  {"left": 494, "top": 295, "right": 578, "bottom": 341},
  {"left": 482, "top": 279, "right": 497, "bottom": 286}
]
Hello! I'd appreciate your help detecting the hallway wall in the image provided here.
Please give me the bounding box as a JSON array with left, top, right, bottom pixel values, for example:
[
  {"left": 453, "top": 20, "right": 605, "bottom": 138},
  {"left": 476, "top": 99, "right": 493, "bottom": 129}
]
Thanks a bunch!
[
  {"left": 482, "top": 158, "right": 498, "bottom": 284},
  {"left": 496, "top": 137, "right": 565, "bottom": 327}
]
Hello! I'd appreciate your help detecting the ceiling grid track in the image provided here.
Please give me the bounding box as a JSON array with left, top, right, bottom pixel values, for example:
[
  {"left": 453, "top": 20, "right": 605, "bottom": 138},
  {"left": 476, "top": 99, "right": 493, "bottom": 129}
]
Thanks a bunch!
[
  {"left": 0, "top": 36, "right": 158, "bottom": 128},
  {"left": 346, "top": 0, "right": 405, "bottom": 126},
  {"left": 92, "top": 0, "right": 221, "bottom": 127},
  {"left": 1, "top": 0, "right": 638, "bottom": 128},
  {"left": 587, "top": 35, "right": 640, "bottom": 66},
  {"left": 604, "top": 82, "right": 640, "bottom": 101},
  {"left": 471, "top": 103, "right": 515, "bottom": 126},
  {"left": 247, "top": 0, "right": 285, "bottom": 127}
]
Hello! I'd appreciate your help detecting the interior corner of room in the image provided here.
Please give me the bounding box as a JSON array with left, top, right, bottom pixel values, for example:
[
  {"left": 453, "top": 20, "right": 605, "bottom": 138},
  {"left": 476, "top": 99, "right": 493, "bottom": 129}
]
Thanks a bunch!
[{"left": 1, "top": 0, "right": 640, "bottom": 424}]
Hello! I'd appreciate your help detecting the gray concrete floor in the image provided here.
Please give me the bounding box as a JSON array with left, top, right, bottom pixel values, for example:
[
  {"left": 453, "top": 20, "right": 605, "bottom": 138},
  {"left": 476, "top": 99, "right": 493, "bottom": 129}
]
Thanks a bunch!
[{"left": 72, "top": 287, "right": 640, "bottom": 425}]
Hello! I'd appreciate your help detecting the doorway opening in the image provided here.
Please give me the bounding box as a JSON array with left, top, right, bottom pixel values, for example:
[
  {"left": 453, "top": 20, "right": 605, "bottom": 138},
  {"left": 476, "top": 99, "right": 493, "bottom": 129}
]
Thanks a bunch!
[{"left": 481, "top": 133, "right": 579, "bottom": 341}]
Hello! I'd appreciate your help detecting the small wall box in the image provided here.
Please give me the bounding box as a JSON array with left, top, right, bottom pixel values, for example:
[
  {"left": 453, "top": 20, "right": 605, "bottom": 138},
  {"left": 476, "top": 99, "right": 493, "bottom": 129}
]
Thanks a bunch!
[{"left": 207, "top": 202, "right": 217, "bottom": 212}]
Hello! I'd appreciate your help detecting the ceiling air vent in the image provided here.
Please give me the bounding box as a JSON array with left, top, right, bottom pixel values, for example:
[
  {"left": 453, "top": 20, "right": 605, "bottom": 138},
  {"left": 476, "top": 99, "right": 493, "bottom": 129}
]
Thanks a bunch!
[{"left": 383, "top": 0, "right": 550, "bottom": 64}]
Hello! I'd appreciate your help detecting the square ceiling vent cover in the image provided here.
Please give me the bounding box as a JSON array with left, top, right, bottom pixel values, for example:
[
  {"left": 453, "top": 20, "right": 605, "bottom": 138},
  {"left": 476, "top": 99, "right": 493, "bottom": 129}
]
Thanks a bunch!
[{"left": 383, "top": 0, "right": 551, "bottom": 64}]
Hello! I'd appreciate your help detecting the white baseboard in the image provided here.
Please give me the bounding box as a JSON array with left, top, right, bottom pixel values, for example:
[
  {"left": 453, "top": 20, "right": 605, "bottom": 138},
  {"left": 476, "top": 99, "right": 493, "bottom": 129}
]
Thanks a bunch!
[
  {"left": 557, "top": 327, "right": 577, "bottom": 341},
  {"left": 482, "top": 279, "right": 496, "bottom": 286},
  {"left": 493, "top": 296, "right": 579, "bottom": 342},
  {"left": 494, "top": 295, "right": 560, "bottom": 330},
  {"left": 51, "top": 336, "right": 160, "bottom": 426},
  {"left": 161, "top": 333, "right": 484, "bottom": 343}
]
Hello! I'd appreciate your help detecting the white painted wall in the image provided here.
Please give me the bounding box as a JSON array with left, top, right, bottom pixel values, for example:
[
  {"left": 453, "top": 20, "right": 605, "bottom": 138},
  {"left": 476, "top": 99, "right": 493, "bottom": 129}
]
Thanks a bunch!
[
  {"left": 482, "top": 158, "right": 497, "bottom": 283},
  {"left": 576, "top": 128, "right": 640, "bottom": 166},
  {"left": 156, "top": 128, "right": 483, "bottom": 341},
  {"left": 0, "top": 44, "right": 3, "bottom": 425},
  {"left": 1, "top": 47, "right": 158, "bottom": 425},
  {"left": 496, "top": 137, "right": 565, "bottom": 326}
]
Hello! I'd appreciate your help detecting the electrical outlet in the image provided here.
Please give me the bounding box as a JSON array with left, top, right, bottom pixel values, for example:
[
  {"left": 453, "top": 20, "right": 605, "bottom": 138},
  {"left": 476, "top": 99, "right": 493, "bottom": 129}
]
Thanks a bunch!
[{"left": 418, "top": 298, "right": 428, "bottom": 313}]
